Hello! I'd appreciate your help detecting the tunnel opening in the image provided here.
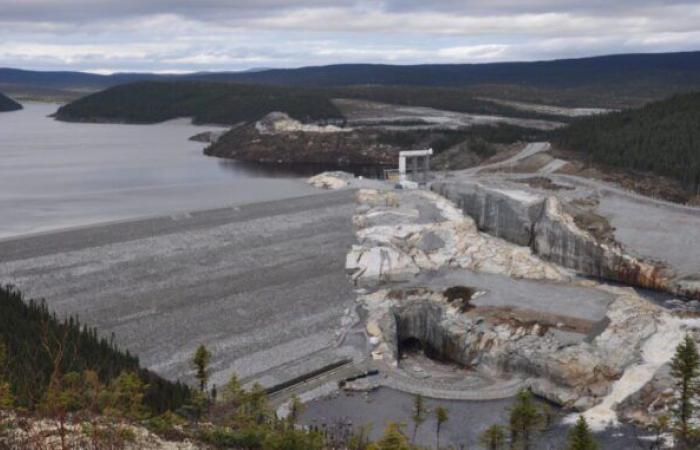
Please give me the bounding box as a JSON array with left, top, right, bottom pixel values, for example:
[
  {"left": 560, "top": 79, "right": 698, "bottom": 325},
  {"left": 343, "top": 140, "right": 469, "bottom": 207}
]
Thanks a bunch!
[
  {"left": 393, "top": 302, "right": 469, "bottom": 369},
  {"left": 398, "top": 336, "right": 461, "bottom": 366}
]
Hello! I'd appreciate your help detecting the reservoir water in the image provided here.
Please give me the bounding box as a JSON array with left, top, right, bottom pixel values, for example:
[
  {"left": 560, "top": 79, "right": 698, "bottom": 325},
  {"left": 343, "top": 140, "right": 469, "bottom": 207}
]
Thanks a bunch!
[{"left": 0, "top": 103, "right": 318, "bottom": 238}]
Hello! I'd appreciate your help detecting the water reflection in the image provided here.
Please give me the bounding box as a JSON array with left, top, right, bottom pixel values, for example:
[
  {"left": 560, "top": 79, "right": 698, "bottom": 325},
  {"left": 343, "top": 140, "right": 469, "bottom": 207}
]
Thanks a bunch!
[
  {"left": 217, "top": 159, "right": 389, "bottom": 179},
  {"left": 0, "top": 103, "right": 329, "bottom": 238}
]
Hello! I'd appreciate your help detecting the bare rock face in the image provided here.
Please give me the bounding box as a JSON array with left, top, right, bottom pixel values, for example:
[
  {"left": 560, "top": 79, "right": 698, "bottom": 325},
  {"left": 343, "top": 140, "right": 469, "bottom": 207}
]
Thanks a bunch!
[
  {"left": 359, "top": 283, "right": 667, "bottom": 409},
  {"left": 533, "top": 196, "right": 669, "bottom": 292},
  {"left": 432, "top": 178, "right": 699, "bottom": 300},
  {"left": 432, "top": 181, "right": 545, "bottom": 246},
  {"left": 346, "top": 188, "right": 565, "bottom": 287}
]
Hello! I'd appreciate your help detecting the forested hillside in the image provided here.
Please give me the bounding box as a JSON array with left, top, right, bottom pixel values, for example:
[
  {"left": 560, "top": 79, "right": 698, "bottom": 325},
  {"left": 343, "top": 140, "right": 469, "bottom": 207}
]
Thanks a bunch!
[
  {"left": 10, "top": 51, "right": 700, "bottom": 108},
  {"left": 54, "top": 81, "right": 344, "bottom": 124},
  {"left": 555, "top": 92, "right": 700, "bottom": 193},
  {"left": 0, "top": 92, "right": 21, "bottom": 112},
  {"left": 0, "top": 284, "right": 190, "bottom": 413},
  {"left": 327, "top": 85, "right": 561, "bottom": 120},
  {"left": 54, "top": 81, "right": 566, "bottom": 125}
]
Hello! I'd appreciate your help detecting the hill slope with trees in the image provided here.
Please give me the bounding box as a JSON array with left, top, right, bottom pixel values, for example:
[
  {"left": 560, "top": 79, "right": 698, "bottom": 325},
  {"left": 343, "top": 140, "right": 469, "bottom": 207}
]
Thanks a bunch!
[
  {"left": 6, "top": 50, "right": 700, "bottom": 107},
  {"left": 0, "top": 92, "right": 21, "bottom": 112},
  {"left": 54, "top": 81, "right": 565, "bottom": 125},
  {"left": 54, "top": 81, "right": 344, "bottom": 125},
  {"left": 0, "top": 284, "right": 190, "bottom": 414},
  {"left": 554, "top": 91, "right": 700, "bottom": 194}
]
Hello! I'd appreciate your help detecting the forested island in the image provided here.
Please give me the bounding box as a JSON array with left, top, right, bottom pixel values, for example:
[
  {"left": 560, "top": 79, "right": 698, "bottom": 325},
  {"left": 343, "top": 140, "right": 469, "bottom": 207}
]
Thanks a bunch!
[
  {"left": 54, "top": 81, "right": 344, "bottom": 125},
  {"left": 0, "top": 92, "right": 22, "bottom": 112},
  {"left": 555, "top": 91, "right": 700, "bottom": 193}
]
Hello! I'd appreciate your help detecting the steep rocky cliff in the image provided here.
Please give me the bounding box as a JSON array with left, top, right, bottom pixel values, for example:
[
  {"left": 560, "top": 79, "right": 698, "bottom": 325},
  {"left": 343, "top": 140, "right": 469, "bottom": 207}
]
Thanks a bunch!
[{"left": 432, "top": 178, "right": 700, "bottom": 300}]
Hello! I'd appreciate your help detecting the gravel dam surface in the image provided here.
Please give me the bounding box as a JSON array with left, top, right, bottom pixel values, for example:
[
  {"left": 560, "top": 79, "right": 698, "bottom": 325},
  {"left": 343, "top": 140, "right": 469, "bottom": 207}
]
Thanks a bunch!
[{"left": 0, "top": 189, "right": 361, "bottom": 387}]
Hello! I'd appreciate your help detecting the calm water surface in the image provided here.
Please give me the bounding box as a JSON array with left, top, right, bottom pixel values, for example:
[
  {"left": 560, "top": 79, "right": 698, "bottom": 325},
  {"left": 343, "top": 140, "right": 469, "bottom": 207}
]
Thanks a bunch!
[{"left": 0, "top": 103, "right": 318, "bottom": 238}]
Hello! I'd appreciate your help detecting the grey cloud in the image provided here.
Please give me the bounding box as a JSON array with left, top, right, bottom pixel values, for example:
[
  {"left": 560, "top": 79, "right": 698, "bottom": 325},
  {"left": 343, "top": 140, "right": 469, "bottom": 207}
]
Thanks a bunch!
[{"left": 0, "top": 0, "right": 698, "bottom": 72}]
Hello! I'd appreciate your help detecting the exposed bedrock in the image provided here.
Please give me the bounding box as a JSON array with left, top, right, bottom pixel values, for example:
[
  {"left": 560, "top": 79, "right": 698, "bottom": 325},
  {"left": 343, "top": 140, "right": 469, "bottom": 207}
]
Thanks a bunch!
[
  {"left": 432, "top": 179, "right": 698, "bottom": 300},
  {"left": 431, "top": 180, "right": 544, "bottom": 246},
  {"left": 361, "top": 283, "right": 665, "bottom": 409}
]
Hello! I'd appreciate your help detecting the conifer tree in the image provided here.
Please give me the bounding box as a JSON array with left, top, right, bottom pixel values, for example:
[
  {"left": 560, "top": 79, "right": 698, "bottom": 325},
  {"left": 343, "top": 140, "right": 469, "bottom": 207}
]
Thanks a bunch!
[
  {"left": 670, "top": 334, "right": 700, "bottom": 447},
  {"left": 0, "top": 342, "right": 13, "bottom": 409},
  {"left": 192, "top": 344, "right": 212, "bottom": 393},
  {"left": 368, "top": 422, "right": 410, "bottom": 450},
  {"left": 509, "top": 389, "right": 543, "bottom": 450},
  {"left": 479, "top": 424, "right": 506, "bottom": 450},
  {"left": 566, "top": 416, "right": 599, "bottom": 450},
  {"left": 434, "top": 405, "right": 449, "bottom": 450},
  {"left": 411, "top": 394, "right": 427, "bottom": 443}
]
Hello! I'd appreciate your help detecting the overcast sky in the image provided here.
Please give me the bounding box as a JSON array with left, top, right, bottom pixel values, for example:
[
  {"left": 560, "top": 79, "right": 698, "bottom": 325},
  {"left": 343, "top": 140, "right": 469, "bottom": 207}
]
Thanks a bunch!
[{"left": 1, "top": 0, "right": 699, "bottom": 73}]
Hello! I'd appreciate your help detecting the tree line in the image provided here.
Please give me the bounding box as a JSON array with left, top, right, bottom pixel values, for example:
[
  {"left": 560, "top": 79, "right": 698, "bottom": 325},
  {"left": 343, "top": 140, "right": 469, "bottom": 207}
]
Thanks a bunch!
[
  {"left": 53, "top": 81, "right": 570, "bottom": 127},
  {"left": 554, "top": 91, "right": 700, "bottom": 195},
  {"left": 0, "top": 284, "right": 190, "bottom": 415}
]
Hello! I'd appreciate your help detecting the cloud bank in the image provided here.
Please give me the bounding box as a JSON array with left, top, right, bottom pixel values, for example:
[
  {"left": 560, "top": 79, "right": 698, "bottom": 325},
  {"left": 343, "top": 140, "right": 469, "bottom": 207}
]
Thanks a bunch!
[{"left": 1, "top": 0, "right": 699, "bottom": 72}]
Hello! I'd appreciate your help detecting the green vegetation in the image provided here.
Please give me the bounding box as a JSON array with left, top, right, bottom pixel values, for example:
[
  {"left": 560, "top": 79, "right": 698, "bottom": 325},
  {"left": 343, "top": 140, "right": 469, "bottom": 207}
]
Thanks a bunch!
[
  {"left": 0, "top": 284, "right": 190, "bottom": 414},
  {"left": 192, "top": 344, "right": 212, "bottom": 393},
  {"left": 54, "top": 81, "right": 344, "bottom": 125},
  {"left": 410, "top": 394, "right": 426, "bottom": 443},
  {"left": 433, "top": 405, "right": 449, "bottom": 450},
  {"left": 479, "top": 424, "right": 506, "bottom": 450},
  {"left": 555, "top": 91, "right": 700, "bottom": 193},
  {"left": 508, "top": 390, "right": 543, "bottom": 450},
  {"left": 566, "top": 416, "right": 598, "bottom": 450},
  {"left": 671, "top": 334, "right": 700, "bottom": 447},
  {"left": 0, "top": 92, "right": 21, "bottom": 112},
  {"left": 54, "top": 80, "right": 573, "bottom": 126},
  {"left": 328, "top": 85, "right": 566, "bottom": 121}
]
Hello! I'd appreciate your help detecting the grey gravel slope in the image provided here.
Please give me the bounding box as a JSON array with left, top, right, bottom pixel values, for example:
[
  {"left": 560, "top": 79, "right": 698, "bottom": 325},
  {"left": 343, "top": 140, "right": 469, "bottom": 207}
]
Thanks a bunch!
[{"left": 0, "top": 190, "right": 359, "bottom": 386}]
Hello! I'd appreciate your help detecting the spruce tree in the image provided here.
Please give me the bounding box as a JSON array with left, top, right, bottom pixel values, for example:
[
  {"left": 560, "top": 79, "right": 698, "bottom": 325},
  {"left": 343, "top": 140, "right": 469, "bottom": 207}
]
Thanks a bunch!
[
  {"left": 479, "top": 424, "right": 506, "bottom": 450},
  {"left": 369, "top": 421, "right": 410, "bottom": 450},
  {"left": 670, "top": 334, "right": 700, "bottom": 447},
  {"left": 508, "top": 389, "right": 543, "bottom": 450},
  {"left": 566, "top": 416, "right": 599, "bottom": 450},
  {"left": 411, "top": 394, "right": 427, "bottom": 443},
  {"left": 434, "top": 405, "right": 449, "bottom": 450},
  {"left": 192, "top": 344, "right": 212, "bottom": 393}
]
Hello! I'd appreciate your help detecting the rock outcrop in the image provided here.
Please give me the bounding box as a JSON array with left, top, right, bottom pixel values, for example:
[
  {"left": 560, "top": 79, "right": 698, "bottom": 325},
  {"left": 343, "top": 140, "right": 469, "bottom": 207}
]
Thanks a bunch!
[
  {"left": 359, "top": 282, "right": 669, "bottom": 409},
  {"left": 432, "top": 178, "right": 700, "bottom": 300},
  {"left": 346, "top": 184, "right": 698, "bottom": 425},
  {"left": 346, "top": 189, "right": 565, "bottom": 287}
]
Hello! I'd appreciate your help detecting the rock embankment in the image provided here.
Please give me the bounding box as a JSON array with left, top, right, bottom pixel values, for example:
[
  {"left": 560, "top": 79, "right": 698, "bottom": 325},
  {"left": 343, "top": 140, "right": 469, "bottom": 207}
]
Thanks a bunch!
[{"left": 432, "top": 178, "right": 700, "bottom": 300}]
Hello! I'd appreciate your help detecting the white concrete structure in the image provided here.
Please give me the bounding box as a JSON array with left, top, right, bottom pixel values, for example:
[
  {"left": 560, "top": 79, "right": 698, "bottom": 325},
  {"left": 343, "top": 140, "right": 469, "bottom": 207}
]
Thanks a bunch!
[{"left": 399, "top": 149, "right": 433, "bottom": 186}]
